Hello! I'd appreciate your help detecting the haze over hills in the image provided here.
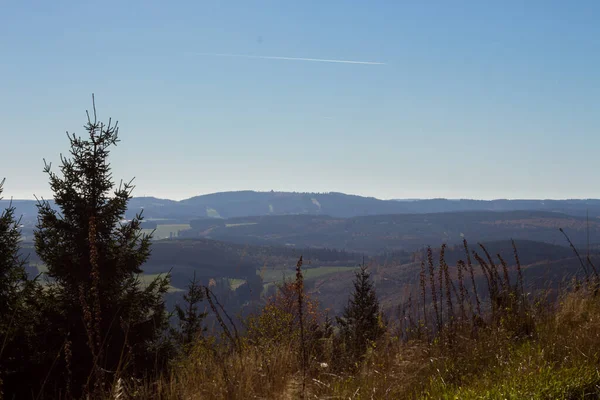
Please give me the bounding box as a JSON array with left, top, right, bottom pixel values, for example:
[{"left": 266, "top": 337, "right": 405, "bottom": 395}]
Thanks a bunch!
[
  {"left": 4, "top": 190, "right": 600, "bottom": 224},
  {"left": 18, "top": 189, "right": 600, "bottom": 317},
  {"left": 117, "top": 192, "right": 600, "bottom": 220},
  {"left": 19, "top": 189, "right": 599, "bottom": 304}
]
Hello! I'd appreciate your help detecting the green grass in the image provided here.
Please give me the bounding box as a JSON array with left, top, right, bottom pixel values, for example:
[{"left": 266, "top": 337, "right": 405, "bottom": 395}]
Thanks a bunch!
[
  {"left": 423, "top": 343, "right": 600, "bottom": 399},
  {"left": 229, "top": 278, "right": 247, "bottom": 290},
  {"left": 433, "top": 365, "right": 600, "bottom": 399},
  {"left": 142, "top": 224, "right": 191, "bottom": 240}
]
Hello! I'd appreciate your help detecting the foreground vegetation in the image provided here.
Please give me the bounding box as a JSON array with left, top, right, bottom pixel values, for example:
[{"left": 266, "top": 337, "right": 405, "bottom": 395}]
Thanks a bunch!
[
  {"left": 2, "top": 102, "right": 600, "bottom": 399},
  {"left": 83, "top": 251, "right": 600, "bottom": 400}
]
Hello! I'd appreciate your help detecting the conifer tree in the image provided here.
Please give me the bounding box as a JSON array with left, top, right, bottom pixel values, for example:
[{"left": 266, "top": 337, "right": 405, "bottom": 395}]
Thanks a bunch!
[
  {"left": 336, "top": 263, "right": 385, "bottom": 363},
  {"left": 0, "top": 181, "right": 53, "bottom": 400},
  {"left": 34, "top": 98, "right": 170, "bottom": 396},
  {"left": 174, "top": 272, "right": 208, "bottom": 347},
  {"left": 0, "top": 179, "right": 28, "bottom": 395},
  {"left": 0, "top": 179, "right": 27, "bottom": 323}
]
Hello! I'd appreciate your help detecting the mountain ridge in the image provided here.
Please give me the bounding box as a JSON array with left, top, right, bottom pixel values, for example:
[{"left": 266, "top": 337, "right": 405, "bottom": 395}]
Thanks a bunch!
[
  {"left": 7, "top": 190, "right": 600, "bottom": 203},
  {"left": 4, "top": 190, "right": 600, "bottom": 223}
]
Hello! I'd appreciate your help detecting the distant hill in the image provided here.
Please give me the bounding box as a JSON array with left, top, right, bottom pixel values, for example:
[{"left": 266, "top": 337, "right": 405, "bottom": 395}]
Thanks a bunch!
[
  {"left": 136, "top": 193, "right": 600, "bottom": 219},
  {"left": 4, "top": 191, "right": 600, "bottom": 224}
]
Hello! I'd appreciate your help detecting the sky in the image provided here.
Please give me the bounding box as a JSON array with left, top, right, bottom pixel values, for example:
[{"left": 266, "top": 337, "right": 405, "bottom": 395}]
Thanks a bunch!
[{"left": 1, "top": 1, "right": 599, "bottom": 201}]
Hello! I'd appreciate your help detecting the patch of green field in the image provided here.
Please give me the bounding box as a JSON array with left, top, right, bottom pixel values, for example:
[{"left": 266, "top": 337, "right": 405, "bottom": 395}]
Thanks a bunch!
[
  {"left": 229, "top": 278, "right": 247, "bottom": 290},
  {"left": 206, "top": 208, "right": 222, "bottom": 218},
  {"left": 259, "top": 268, "right": 290, "bottom": 284},
  {"left": 142, "top": 224, "right": 191, "bottom": 240},
  {"left": 225, "top": 222, "right": 258, "bottom": 228},
  {"left": 137, "top": 275, "right": 247, "bottom": 293}
]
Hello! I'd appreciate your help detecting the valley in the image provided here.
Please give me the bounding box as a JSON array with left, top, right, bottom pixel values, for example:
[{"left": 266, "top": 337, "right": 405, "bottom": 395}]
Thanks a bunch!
[{"left": 21, "top": 196, "right": 598, "bottom": 317}]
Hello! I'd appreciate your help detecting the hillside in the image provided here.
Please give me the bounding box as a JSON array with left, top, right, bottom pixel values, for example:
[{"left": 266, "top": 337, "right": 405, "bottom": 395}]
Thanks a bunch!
[
  {"left": 308, "top": 239, "right": 593, "bottom": 314},
  {"left": 180, "top": 210, "right": 600, "bottom": 254},
  {"left": 22, "top": 238, "right": 363, "bottom": 290},
  {"left": 135, "top": 193, "right": 600, "bottom": 219},
  {"left": 26, "top": 236, "right": 583, "bottom": 313}
]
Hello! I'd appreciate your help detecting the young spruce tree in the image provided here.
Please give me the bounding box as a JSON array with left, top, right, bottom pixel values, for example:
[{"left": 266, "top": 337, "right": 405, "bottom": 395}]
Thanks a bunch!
[
  {"left": 0, "top": 180, "right": 27, "bottom": 326},
  {"left": 174, "top": 272, "right": 207, "bottom": 348},
  {"left": 336, "top": 263, "right": 385, "bottom": 363},
  {"left": 0, "top": 179, "right": 28, "bottom": 396},
  {"left": 34, "top": 98, "right": 170, "bottom": 396}
]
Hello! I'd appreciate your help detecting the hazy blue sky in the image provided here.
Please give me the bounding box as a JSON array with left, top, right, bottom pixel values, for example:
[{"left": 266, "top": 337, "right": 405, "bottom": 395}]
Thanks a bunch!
[{"left": 1, "top": 1, "right": 599, "bottom": 200}]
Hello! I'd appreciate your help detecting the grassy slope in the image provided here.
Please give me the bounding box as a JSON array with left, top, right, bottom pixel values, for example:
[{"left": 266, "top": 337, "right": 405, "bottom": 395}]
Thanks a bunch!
[{"left": 419, "top": 293, "right": 600, "bottom": 399}]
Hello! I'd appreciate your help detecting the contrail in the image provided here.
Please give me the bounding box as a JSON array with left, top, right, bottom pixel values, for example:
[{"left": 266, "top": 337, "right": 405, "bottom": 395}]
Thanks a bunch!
[{"left": 191, "top": 52, "right": 386, "bottom": 65}]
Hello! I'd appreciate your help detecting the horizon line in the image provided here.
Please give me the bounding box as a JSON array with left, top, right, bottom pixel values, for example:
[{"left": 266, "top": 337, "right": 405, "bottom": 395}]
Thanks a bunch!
[{"left": 3, "top": 190, "right": 600, "bottom": 203}]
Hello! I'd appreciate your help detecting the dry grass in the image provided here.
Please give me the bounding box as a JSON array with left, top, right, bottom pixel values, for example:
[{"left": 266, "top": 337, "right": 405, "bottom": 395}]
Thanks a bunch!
[
  {"left": 304, "top": 290, "right": 600, "bottom": 399},
  {"left": 99, "top": 340, "right": 298, "bottom": 399},
  {"left": 156, "top": 342, "right": 298, "bottom": 399}
]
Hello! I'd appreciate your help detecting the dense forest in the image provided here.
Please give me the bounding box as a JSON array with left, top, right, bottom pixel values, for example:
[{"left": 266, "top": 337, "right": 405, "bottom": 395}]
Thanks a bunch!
[{"left": 180, "top": 210, "right": 600, "bottom": 254}]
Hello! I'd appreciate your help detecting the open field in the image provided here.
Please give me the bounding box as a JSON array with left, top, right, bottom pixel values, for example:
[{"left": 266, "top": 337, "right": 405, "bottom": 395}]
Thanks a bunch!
[
  {"left": 142, "top": 223, "right": 191, "bottom": 239},
  {"left": 228, "top": 278, "right": 247, "bottom": 289},
  {"left": 225, "top": 222, "right": 258, "bottom": 228}
]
